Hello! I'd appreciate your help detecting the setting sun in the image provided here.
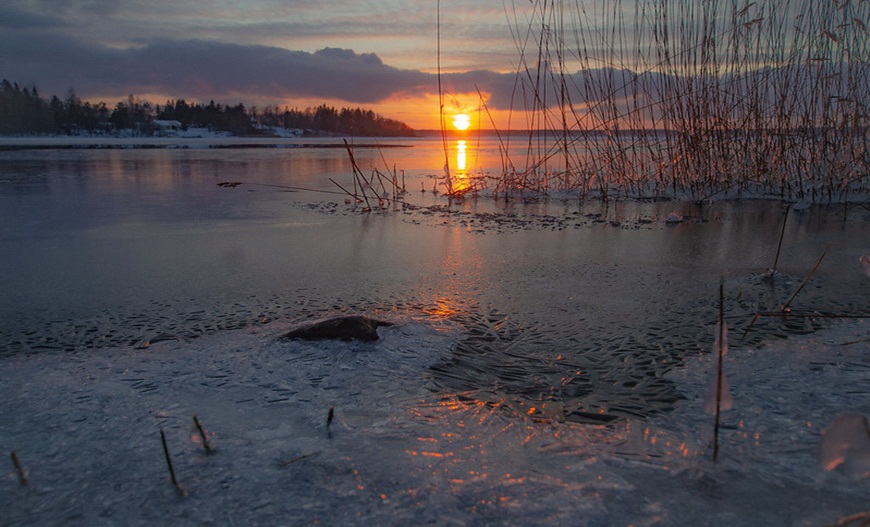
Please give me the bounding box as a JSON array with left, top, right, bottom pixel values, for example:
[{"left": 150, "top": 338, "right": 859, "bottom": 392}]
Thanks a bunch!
[{"left": 452, "top": 113, "right": 471, "bottom": 131}]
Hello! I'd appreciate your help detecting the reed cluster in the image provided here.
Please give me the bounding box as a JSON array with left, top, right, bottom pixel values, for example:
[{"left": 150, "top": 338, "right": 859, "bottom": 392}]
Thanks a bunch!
[
  {"left": 483, "top": 0, "right": 869, "bottom": 203},
  {"left": 335, "top": 139, "right": 407, "bottom": 210}
]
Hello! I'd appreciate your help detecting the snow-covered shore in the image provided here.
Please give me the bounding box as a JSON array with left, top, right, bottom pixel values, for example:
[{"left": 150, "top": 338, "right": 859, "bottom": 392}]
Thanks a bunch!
[{"left": 0, "top": 128, "right": 418, "bottom": 149}]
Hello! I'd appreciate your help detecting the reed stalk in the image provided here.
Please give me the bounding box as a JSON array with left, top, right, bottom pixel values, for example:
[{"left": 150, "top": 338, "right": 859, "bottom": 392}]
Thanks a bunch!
[
  {"left": 192, "top": 415, "right": 215, "bottom": 455},
  {"left": 329, "top": 177, "right": 359, "bottom": 202},
  {"left": 160, "top": 429, "right": 187, "bottom": 496},
  {"left": 781, "top": 246, "right": 829, "bottom": 312},
  {"left": 343, "top": 139, "right": 372, "bottom": 210},
  {"left": 713, "top": 277, "right": 725, "bottom": 463},
  {"left": 10, "top": 451, "right": 27, "bottom": 486},
  {"left": 279, "top": 452, "right": 317, "bottom": 468},
  {"left": 475, "top": 0, "right": 870, "bottom": 202},
  {"left": 754, "top": 312, "right": 870, "bottom": 319},
  {"left": 770, "top": 204, "right": 791, "bottom": 277}
]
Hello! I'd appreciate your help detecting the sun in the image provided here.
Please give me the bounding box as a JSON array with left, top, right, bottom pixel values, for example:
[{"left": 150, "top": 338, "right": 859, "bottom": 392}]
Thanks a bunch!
[{"left": 452, "top": 113, "right": 471, "bottom": 131}]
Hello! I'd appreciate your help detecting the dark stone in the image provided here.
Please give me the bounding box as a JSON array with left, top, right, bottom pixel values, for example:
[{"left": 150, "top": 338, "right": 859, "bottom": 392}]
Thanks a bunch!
[{"left": 280, "top": 315, "right": 393, "bottom": 342}]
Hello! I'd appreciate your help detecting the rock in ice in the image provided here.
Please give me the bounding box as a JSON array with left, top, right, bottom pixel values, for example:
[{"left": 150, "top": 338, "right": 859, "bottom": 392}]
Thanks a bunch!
[{"left": 280, "top": 315, "right": 393, "bottom": 342}]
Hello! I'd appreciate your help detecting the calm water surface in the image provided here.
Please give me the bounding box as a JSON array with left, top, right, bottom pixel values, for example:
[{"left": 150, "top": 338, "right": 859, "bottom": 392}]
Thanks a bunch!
[{"left": 1, "top": 138, "right": 868, "bottom": 359}]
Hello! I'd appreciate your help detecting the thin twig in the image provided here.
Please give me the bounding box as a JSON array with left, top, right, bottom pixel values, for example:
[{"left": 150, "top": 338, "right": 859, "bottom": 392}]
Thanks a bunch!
[
  {"left": 218, "top": 181, "right": 347, "bottom": 196},
  {"left": 329, "top": 177, "right": 358, "bottom": 201},
  {"left": 10, "top": 451, "right": 27, "bottom": 486},
  {"left": 343, "top": 139, "right": 371, "bottom": 210},
  {"left": 741, "top": 313, "right": 761, "bottom": 340},
  {"left": 754, "top": 312, "right": 870, "bottom": 319},
  {"left": 160, "top": 429, "right": 187, "bottom": 496},
  {"left": 193, "top": 415, "right": 215, "bottom": 455},
  {"left": 770, "top": 205, "right": 791, "bottom": 275},
  {"left": 781, "top": 246, "right": 829, "bottom": 312},
  {"left": 713, "top": 277, "right": 725, "bottom": 464},
  {"left": 279, "top": 452, "right": 318, "bottom": 468}
]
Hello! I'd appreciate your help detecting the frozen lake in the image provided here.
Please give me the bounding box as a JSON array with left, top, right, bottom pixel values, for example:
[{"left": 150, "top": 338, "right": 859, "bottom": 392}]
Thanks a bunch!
[{"left": 1, "top": 137, "right": 868, "bottom": 525}]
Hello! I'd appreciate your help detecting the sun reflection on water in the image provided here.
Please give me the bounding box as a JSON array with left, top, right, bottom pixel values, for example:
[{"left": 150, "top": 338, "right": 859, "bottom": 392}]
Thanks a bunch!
[
  {"left": 443, "top": 138, "right": 489, "bottom": 197},
  {"left": 451, "top": 139, "right": 470, "bottom": 194}
]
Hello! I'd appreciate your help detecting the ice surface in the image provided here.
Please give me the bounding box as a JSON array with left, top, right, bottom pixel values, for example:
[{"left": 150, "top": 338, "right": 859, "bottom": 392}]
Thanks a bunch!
[
  {"left": 703, "top": 371, "right": 733, "bottom": 415},
  {"left": 819, "top": 414, "right": 870, "bottom": 478},
  {"left": 703, "top": 322, "right": 733, "bottom": 415},
  {"left": 1, "top": 140, "right": 869, "bottom": 525},
  {"left": 1, "top": 314, "right": 868, "bottom": 526}
]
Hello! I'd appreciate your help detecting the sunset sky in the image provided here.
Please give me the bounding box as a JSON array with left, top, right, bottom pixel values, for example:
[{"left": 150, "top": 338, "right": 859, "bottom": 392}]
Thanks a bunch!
[
  {"left": 4, "top": 2, "right": 860, "bottom": 132},
  {"left": 0, "top": 1, "right": 537, "bottom": 129}
]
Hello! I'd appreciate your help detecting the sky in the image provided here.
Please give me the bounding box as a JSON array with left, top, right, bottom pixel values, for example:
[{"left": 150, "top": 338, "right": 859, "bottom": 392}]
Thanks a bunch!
[
  {"left": 0, "top": 0, "right": 536, "bottom": 130},
  {"left": 3, "top": 1, "right": 863, "bottom": 131}
]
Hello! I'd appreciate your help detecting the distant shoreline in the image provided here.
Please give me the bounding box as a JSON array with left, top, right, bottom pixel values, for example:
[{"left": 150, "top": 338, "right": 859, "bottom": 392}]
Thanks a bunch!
[
  {"left": 3, "top": 127, "right": 804, "bottom": 150},
  {"left": 0, "top": 135, "right": 417, "bottom": 151}
]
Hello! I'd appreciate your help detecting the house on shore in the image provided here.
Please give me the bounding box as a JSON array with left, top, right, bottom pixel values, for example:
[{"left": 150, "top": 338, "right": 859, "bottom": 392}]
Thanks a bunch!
[{"left": 153, "top": 120, "right": 183, "bottom": 135}]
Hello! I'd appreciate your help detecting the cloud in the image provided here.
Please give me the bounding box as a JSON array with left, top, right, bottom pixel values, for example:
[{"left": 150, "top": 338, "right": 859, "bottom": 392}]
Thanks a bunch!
[
  {"left": 0, "top": 0, "right": 534, "bottom": 113},
  {"left": 0, "top": 34, "right": 439, "bottom": 103},
  {"left": 0, "top": 27, "right": 682, "bottom": 116},
  {"left": 8, "top": 21, "right": 850, "bottom": 129},
  {"left": 0, "top": 4, "right": 63, "bottom": 29},
  {"left": 0, "top": 25, "right": 559, "bottom": 112},
  {"left": 439, "top": 67, "right": 658, "bottom": 113}
]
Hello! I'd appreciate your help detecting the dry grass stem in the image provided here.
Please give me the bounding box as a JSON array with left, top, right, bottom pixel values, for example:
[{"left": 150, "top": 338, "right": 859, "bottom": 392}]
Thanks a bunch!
[
  {"left": 439, "top": 1, "right": 870, "bottom": 203},
  {"left": 10, "top": 451, "right": 27, "bottom": 486},
  {"left": 193, "top": 415, "right": 215, "bottom": 455},
  {"left": 160, "top": 429, "right": 187, "bottom": 496},
  {"left": 781, "top": 246, "right": 830, "bottom": 312},
  {"left": 713, "top": 278, "right": 726, "bottom": 463}
]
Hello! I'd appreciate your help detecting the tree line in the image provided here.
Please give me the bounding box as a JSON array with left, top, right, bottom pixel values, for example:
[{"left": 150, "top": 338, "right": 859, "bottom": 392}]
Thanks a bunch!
[{"left": 0, "top": 79, "right": 415, "bottom": 137}]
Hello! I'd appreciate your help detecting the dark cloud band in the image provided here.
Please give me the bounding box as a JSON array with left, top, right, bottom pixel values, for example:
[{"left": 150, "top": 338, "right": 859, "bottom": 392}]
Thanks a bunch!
[{"left": 0, "top": 34, "right": 436, "bottom": 103}]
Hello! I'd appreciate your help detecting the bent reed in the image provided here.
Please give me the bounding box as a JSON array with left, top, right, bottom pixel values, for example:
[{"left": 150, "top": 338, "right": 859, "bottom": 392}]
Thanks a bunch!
[{"left": 469, "top": 0, "right": 869, "bottom": 203}]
